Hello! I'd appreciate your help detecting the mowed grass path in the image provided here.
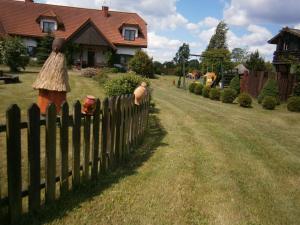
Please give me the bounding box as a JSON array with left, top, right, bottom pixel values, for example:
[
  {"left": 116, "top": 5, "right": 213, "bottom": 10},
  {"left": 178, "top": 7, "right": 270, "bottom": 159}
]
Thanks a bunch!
[{"left": 25, "top": 75, "right": 300, "bottom": 225}]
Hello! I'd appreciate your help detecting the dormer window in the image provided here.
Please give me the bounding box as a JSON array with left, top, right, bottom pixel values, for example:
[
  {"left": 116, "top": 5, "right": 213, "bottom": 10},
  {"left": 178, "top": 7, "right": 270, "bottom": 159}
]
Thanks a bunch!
[
  {"left": 122, "top": 27, "right": 138, "bottom": 41},
  {"left": 42, "top": 21, "right": 56, "bottom": 33}
]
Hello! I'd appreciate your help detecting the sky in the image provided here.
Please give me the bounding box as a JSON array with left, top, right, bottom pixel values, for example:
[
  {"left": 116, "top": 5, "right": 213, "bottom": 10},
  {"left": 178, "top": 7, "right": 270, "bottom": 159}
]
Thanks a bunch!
[{"left": 35, "top": 0, "right": 300, "bottom": 62}]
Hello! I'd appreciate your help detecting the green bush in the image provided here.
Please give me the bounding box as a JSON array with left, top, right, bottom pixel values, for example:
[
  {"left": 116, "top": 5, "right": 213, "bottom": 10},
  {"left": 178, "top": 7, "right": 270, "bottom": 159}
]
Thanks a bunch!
[
  {"left": 238, "top": 93, "right": 252, "bottom": 108},
  {"left": 221, "top": 88, "right": 237, "bottom": 103},
  {"left": 0, "top": 36, "right": 29, "bottom": 72},
  {"left": 229, "top": 75, "right": 240, "bottom": 94},
  {"left": 194, "top": 83, "right": 204, "bottom": 95},
  {"left": 209, "top": 88, "right": 221, "bottom": 100},
  {"left": 128, "top": 50, "right": 154, "bottom": 78},
  {"left": 258, "top": 79, "right": 280, "bottom": 104},
  {"left": 189, "top": 83, "right": 197, "bottom": 93},
  {"left": 36, "top": 34, "right": 54, "bottom": 65},
  {"left": 202, "top": 86, "right": 211, "bottom": 98},
  {"left": 287, "top": 96, "right": 300, "bottom": 112},
  {"left": 104, "top": 73, "right": 149, "bottom": 96},
  {"left": 262, "top": 96, "right": 277, "bottom": 110},
  {"left": 293, "top": 83, "right": 300, "bottom": 96}
]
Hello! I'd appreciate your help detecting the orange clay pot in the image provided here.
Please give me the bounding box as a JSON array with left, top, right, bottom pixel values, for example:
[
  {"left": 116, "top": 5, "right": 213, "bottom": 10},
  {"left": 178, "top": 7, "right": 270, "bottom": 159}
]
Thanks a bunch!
[
  {"left": 134, "top": 86, "right": 147, "bottom": 105},
  {"left": 82, "top": 95, "right": 96, "bottom": 115},
  {"left": 38, "top": 89, "right": 66, "bottom": 115}
]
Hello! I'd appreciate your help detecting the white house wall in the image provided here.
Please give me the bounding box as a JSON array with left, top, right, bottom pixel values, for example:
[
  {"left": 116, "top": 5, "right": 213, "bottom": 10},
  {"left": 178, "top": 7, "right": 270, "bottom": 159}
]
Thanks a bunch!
[
  {"left": 22, "top": 38, "right": 37, "bottom": 47},
  {"left": 116, "top": 46, "right": 141, "bottom": 56}
]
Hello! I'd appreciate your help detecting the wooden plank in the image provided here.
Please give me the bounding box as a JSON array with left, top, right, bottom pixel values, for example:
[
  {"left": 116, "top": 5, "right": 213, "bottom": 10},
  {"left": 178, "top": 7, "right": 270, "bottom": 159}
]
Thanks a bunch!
[
  {"left": 60, "top": 102, "right": 69, "bottom": 194},
  {"left": 119, "top": 95, "right": 125, "bottom": 163},
  {"left": 83, "top": 115, "right": 91, "bottom": 181},
  {"left": 109, "top": 97, "right": 116, "bottom": 169},
  {"left": 45, "top": 103, "right": 57, "bottom": 204},
  {"left": 123, "top": 95, "right": 128, "bottom": 160},
  {"left": 6, "top": 104, "right": 22, "bottom": 223},
  {"left": 101, "top": 98, "right": 109, "bottom": 174},
  {"left": 72, "top": 101, "right": 81, "bottom": 186},
  {"left": 91, "top": 99, "right": 101, "bottom": 180},
  {"left": 27, "top": 104, "right": 41, "bottom": 212},
  {"left": 114, "top": 96, "right": 121, "bottom": 164}
]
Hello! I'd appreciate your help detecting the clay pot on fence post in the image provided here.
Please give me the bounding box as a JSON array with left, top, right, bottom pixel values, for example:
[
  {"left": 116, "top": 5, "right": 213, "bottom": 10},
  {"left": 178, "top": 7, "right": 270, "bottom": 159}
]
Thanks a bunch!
[{"left": 134, "top": 82, "right": 148, "bottom": 105}]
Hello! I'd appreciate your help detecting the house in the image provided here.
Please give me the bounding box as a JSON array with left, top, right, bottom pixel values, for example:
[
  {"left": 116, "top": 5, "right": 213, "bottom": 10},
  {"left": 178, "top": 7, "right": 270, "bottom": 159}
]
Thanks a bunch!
[
  {"left": 0, "top": 0, "right": 147, "bottom": 68},
  {"left": 268, "top": 27, "right": 300, "bottom": 73}
]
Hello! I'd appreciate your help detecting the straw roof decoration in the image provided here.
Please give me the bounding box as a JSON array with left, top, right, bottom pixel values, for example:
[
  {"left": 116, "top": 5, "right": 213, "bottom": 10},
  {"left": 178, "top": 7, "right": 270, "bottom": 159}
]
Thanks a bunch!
[{"left": 33, "top": 51, "right": 70, "bottom": 92}]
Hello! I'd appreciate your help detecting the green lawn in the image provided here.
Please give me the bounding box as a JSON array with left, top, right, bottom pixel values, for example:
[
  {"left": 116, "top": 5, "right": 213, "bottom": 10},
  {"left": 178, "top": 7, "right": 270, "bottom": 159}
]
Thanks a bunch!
[{"left": 14, "top": 75, "right": 300, "bottom": 225}]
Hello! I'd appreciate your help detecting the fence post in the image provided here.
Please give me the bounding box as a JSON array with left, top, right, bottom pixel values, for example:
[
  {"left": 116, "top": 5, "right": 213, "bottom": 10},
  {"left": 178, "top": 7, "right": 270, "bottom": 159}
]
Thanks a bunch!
[
  {"left": 72, "top": 101, "right": 81, "bottom": 187},
  {"left": 27, "top": 104, "right": 41, "bottom": 212},
  {"left": 60, "top": 102, "right": 69, "bottom": 194},
  {"left": 109, "top": 97, "right": 116, "bottom": 169},
  {"left": 83, "top": 114, "right": 91, "bottom": 181},
  {"left": 114, "top": 96, "right": 121, "bottom": 165},
  {"left": 6, "top": 104, "right": 22, "bottom": 224},
  {"left": 101, "top": 98, "right": 109, "bottom": 174},
  {"left": 92, "top": 99, "right": 101, "bottom": 181},
  {"left": 45, "top": 103, "right": 57, "bottom": 204},
  {"left": 120, "top": 95, "right": 125, "bottom": 163}
]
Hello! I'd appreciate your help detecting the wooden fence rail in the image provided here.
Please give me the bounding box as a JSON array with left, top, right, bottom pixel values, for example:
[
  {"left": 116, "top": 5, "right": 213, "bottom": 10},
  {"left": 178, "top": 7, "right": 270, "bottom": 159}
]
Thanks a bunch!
[{"left": 0, "top": 94, "right": 150, "bottom": 224}]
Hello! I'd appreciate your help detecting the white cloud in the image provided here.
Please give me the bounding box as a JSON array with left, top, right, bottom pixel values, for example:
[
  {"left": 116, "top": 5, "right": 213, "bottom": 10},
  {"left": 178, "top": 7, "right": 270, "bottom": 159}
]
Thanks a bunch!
[
  {"left": 186, "top": 17, "right": 219, "bottom": 32},
  {"left": 224, "top": 0, "right": 300, "bottom": 26}
]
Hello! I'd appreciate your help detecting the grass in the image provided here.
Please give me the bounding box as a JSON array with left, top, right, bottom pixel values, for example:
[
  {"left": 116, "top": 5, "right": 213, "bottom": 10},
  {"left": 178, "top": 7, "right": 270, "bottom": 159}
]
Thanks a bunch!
[{"left": 1, "top": 72, "right": 300, "bottom": 225}]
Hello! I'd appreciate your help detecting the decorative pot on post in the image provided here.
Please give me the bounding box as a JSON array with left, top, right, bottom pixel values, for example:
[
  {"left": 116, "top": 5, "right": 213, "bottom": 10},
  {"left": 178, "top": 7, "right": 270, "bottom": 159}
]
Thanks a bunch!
[
  {"left": 32, "top": 38, "right": 70, "bottom": 115},
  {"left": 134, "top": 82, "right": 148, "bottom": 105}
]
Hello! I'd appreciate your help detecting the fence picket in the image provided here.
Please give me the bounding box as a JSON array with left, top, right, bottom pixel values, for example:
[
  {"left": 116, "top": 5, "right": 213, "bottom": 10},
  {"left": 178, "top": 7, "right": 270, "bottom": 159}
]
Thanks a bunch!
[
  {"left": 109, "top": 97, "right": 116, "bottom": 169},
  {"left": 60, "top": 102, "right": 69, "bottom": 194},
  {"left": 72, "top": 101, "right": 81, "bottom": 186},
  {"left": 45, "top": 103, "right": 57, "bottom": 204},
  {"left": 83, "top": 115, "right": 91, "bottom": 181},
  {"left": 6, "top": 104, "right": 22, "bottom": 223},
  {"left": 27, "top": 104, "right": 41, "bottom": 212},
  {"left": 114, "top": 96, "right": 121, "bottom": 164},
  {"left": 92, "top": 99, "right": 101, "bottom": 180},
  {"left": 101, "top": 98, "right": 109, "bottom": 173}
]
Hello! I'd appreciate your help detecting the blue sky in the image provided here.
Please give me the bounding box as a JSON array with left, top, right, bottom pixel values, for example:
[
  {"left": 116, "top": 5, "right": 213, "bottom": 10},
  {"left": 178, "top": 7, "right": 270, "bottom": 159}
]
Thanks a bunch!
[{"left": 35, "top": 0, "right": 300, "bottom": 62}]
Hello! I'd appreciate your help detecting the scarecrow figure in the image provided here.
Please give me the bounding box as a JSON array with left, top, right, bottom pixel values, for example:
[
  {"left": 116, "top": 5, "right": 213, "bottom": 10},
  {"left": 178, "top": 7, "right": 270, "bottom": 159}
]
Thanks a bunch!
[{"left": 33, "top": 38, "right": 70, "bottom": 114}]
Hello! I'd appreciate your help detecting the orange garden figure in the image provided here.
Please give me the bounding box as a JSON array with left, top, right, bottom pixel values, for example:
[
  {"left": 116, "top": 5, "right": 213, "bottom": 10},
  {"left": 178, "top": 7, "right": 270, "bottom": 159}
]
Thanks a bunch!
[{"left": 32, "top": 38, "right": 70, "bottom": 114}]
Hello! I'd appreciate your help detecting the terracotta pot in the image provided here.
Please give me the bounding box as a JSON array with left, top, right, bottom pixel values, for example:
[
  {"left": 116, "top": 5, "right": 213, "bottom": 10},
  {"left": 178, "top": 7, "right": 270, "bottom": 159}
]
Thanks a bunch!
[
  {"left": 82, "top": 95, "right": 96, "bottom": 115},
  {"left": 134, "top": 86, "right": 147, "bottom": 105},
  {"left": 38, "top": 89, "right": 66, "bottom": 115}
]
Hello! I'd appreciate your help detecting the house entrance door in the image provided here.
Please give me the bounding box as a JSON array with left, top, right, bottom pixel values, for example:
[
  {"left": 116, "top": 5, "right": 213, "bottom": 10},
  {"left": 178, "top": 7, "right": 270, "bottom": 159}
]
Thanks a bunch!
[{"left": 88, "top": 51, "right": 95, "bottom": 67}]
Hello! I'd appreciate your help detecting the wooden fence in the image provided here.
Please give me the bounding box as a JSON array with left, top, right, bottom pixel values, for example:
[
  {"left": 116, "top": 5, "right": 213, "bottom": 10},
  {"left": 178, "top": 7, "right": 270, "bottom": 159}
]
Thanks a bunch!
[
  {"left": 0, "top": 94, "right": 150, "bottom": 224},
  {"left": 240, "top": 71, "right": 297, "bottom": 100}
]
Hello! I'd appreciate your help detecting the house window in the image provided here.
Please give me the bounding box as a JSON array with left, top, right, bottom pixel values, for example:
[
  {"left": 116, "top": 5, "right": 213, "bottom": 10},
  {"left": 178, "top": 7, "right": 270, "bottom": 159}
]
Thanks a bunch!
[
  {"left": 27, "top": 46, "right": 36, "bottom": 57},
  {"left": 42, "top": 21, "right": 56, "bottom": 33},
  {"left": 124, "top": 29, "right": 136, "bottom": 41}
]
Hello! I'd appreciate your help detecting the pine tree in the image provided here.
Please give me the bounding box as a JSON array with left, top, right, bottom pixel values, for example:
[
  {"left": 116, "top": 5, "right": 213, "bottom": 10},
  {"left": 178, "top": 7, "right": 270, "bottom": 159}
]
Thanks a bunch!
[
  {"left": 246, "top": 50, "right": 266, "bottom": 71},
  {"left": 207, "top": 21, "right": 228, "bottom": 50},
  {"left": 36, "top": 33, "right": 54, "bottom": 65}
]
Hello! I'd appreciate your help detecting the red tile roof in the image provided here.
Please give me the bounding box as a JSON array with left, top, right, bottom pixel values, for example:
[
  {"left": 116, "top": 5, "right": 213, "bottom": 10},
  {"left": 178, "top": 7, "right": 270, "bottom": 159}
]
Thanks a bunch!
[{"left": 0, "top": 0, "right": 147, "bottom": 48}]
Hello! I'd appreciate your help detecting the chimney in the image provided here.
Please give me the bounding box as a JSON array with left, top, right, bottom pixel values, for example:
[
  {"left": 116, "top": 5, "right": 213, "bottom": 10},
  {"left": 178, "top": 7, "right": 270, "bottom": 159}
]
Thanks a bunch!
[{"left": 102, "top": 6, "right": 109, "bottom": 17}]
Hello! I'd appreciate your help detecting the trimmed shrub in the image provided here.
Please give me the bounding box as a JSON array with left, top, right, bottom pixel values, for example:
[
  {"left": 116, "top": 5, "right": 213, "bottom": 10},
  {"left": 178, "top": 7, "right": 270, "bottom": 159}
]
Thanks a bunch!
[
  {"left": 287, "top": 96, "right": 300, "bottom": 112},
  {"left": 128, "top": 50, "right": 154, "bottom": 78},
  {"left": 209, "top": 88, "right": 221, "bottom": 100},
  {"left": 258, "top": 79, "right": 280, "bottom": 104},
  {"left": 238, "top": 93, "right": 252, "bottom": 108},
  {"left": 293, "top": 83, "right": 300, "bottom": 96},
  {"left": 202, "top": 86, "right": 211, "bottom": 98},
  {"left": 194, "top": 83, "right": 204, "bottom": 95},
  {"left": 262, "top": 96, "right": 277, "bottom": 110},
  {"left": 221, "top": 88, "right": 237, "bottom": 103},
  {"left": 104, "top": 73, "right": 149, "bottom": 96},
  {"left": 229, "top": 75, "right": 240, "bottom": 94},
  {"left": 189, "top": 82, "right": 197, "bottom": 93}
]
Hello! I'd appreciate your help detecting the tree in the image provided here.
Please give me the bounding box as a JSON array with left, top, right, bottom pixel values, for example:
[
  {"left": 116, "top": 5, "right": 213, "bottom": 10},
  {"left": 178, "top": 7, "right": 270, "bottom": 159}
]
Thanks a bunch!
[
  {"left": 258, "top": 79, "right": 280, "bottom": 104},
  {"left": 245, "top": 50, "right": 266, "bottom": 71},
  {"left": 231, "top": 48, "right": 247, "bottom": 64},
  {"left": 173, "top": 43, "right": 190, "bottom": 65},
  {"left": 201, "top": 48, "right": 233, "bottom": 73},
  {"left": 188, "top": 59, "right": 200, "bottom": 71},
  {"left": 36, "top": 33, "right": 54, "bottom": 65},
  {"left": 153, "top": 61, "right": 163, "bottom": 75},
  {"left": 128, "top": 50, "right": 154, "bottom": 78},
  {"left": 207, "top": 21, "right": 228, "bottom": 50},
  {"left": 0, "top": 36, "right": 29, "bottom": 72}
]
